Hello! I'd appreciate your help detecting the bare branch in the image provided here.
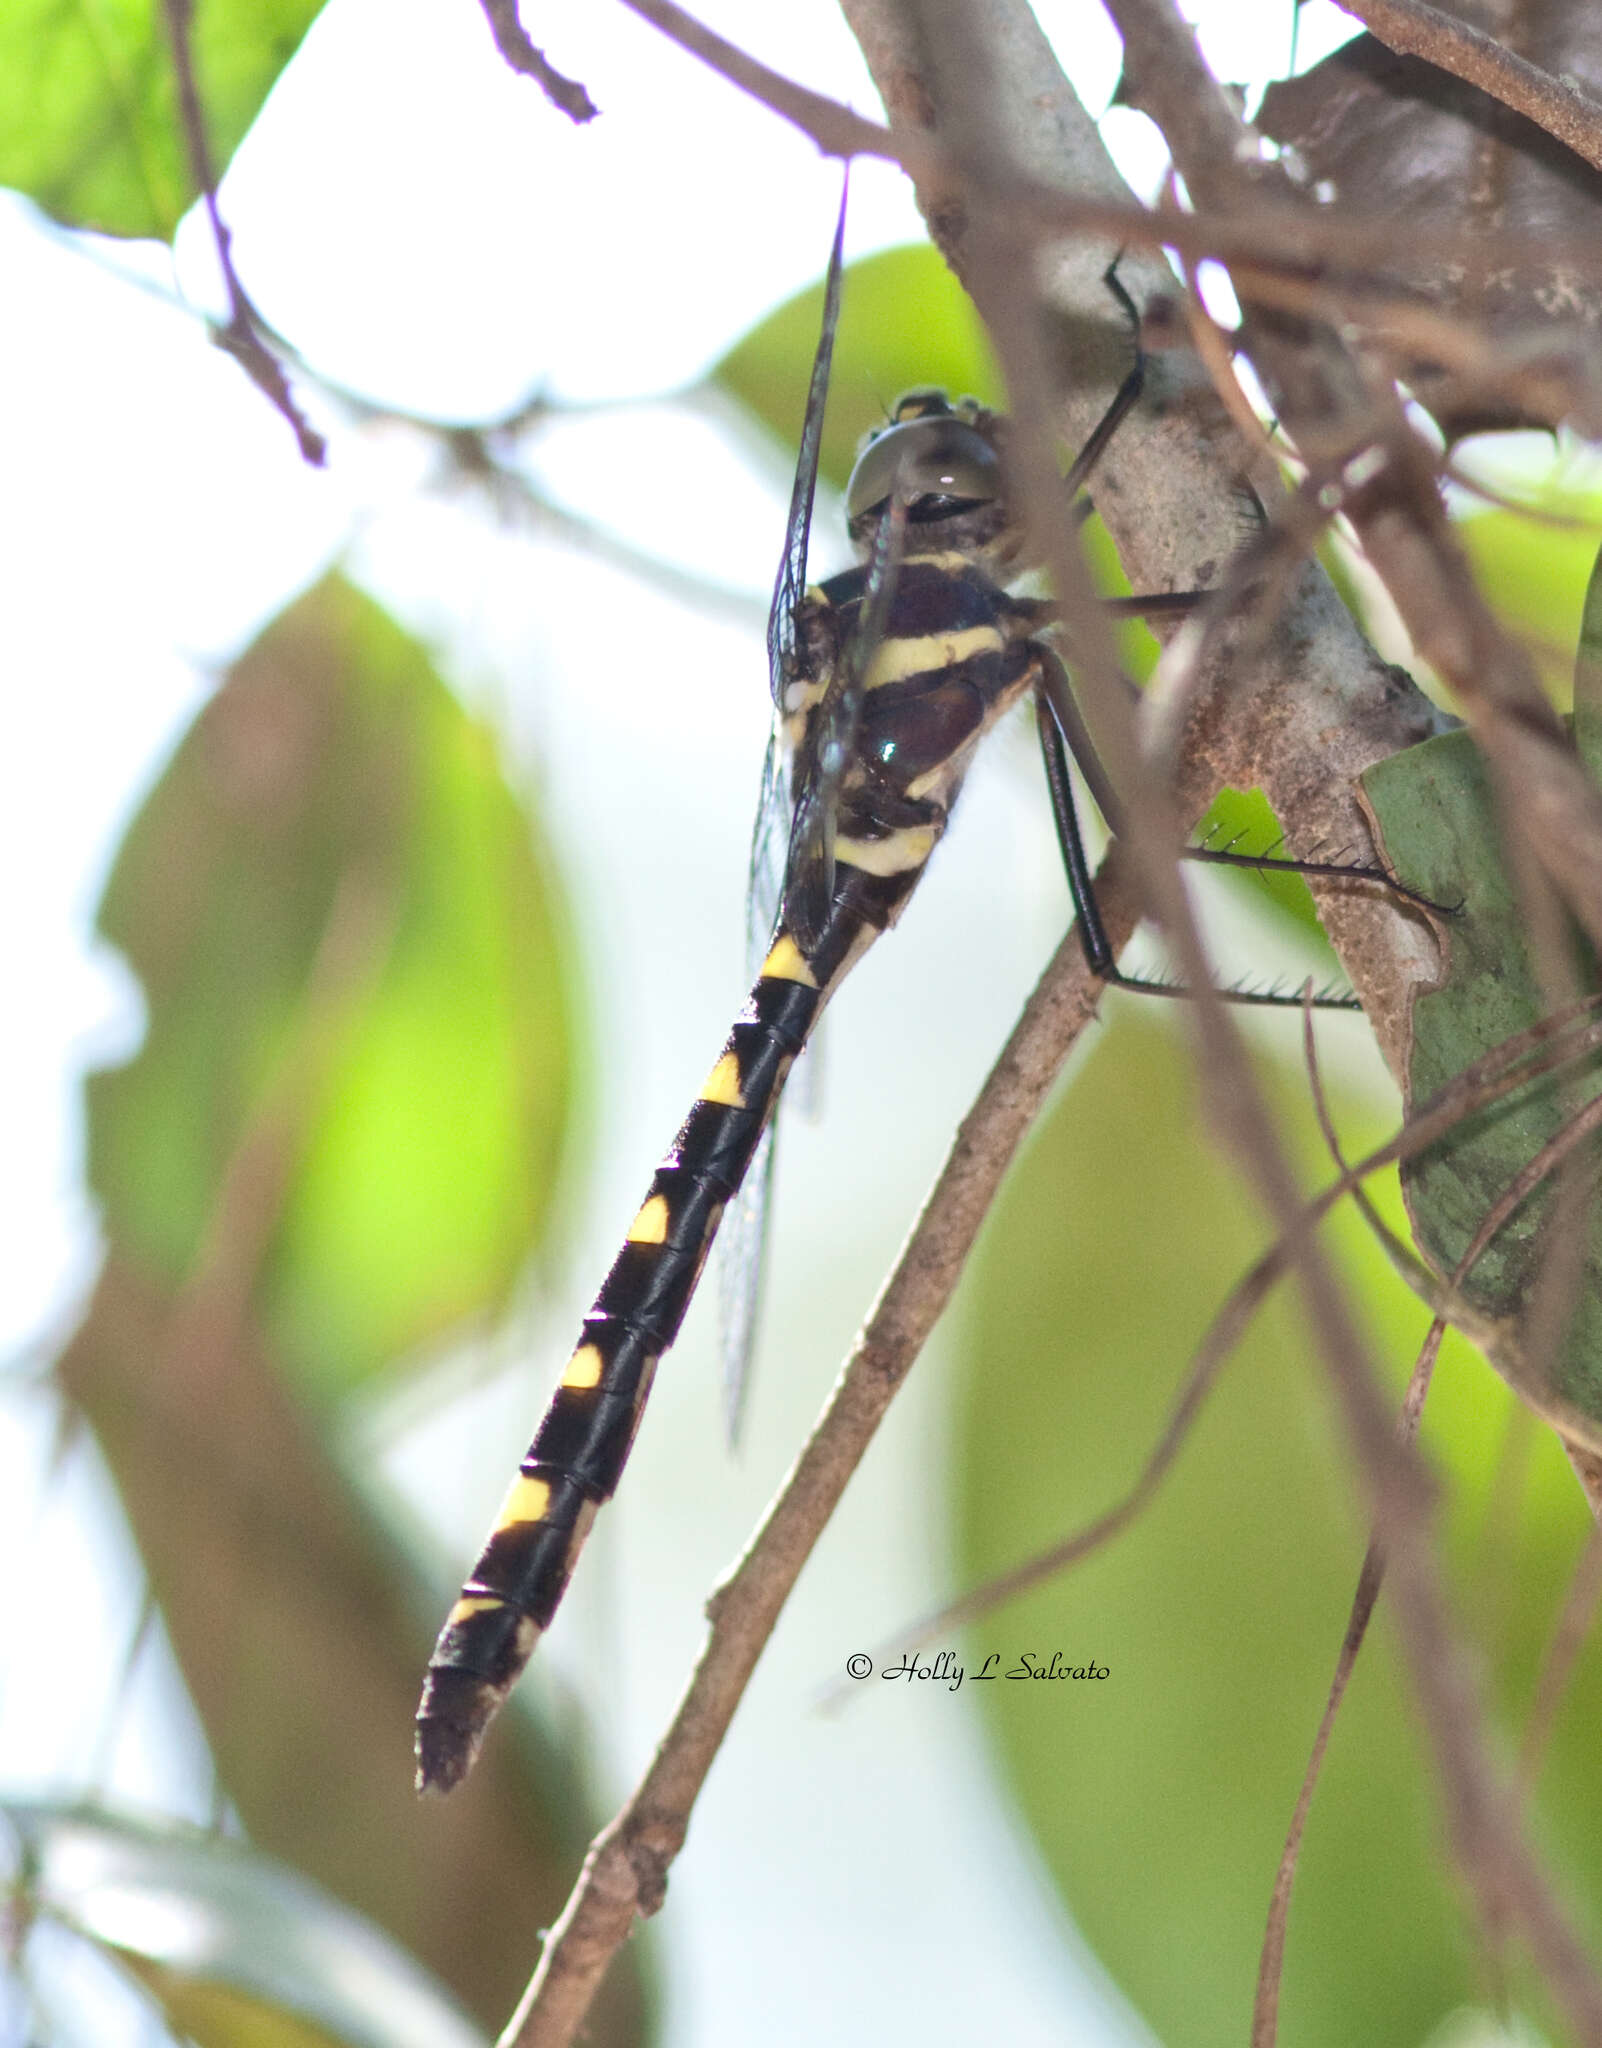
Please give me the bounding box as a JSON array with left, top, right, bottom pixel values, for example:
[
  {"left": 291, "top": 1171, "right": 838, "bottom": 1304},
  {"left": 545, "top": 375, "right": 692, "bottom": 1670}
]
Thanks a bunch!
[
  {"left": 616, "top": 0, "right": 898, "bottom": 162},
  {"left": 1114, "top": 0, "right": 1602, "bottom": 971},
  {"left": 159, "top": 0, "right": 326, "bottom": 463},
  {"left": 476, "top": 0, "right": 598, "bottom": 121},
  {"left": 1340, "top": 0, "right": 1602, "bottom": 174}
]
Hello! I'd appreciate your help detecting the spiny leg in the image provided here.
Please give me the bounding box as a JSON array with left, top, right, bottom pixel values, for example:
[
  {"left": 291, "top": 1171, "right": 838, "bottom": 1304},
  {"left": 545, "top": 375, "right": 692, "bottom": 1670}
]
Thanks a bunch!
[
  {"left": 1032, "top": 689, "right": 1365, "bottom": 1012},
  {"left": 1031, "top": 639, "right": 1443, "bottom": 912}
]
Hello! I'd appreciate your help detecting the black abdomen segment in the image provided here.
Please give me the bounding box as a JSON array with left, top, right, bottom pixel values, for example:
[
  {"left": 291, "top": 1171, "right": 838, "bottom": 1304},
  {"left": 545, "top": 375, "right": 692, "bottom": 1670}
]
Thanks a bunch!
[{"left": 416, "top": 911, "right": 893, "bottom": 1792}]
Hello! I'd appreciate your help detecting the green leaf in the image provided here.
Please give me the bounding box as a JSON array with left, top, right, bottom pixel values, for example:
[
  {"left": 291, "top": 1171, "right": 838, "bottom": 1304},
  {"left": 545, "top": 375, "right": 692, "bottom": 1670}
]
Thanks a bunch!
[
  {"left": 6, "top": 1802, "right": 487, "bottom": 2048},
  {"left": 956, "top": 1008, "right": 1598, "bottom": 2044},
  {"left": 714, "top": 242, "right": 1000, "bottom": 492},
  {"left": 0, "top": 0, "right": 322, "bottom": 239},
  {"left": 1456, "top": 501, "right": 1602, "bottom": 704},
  {"left": 87, "top": 572, "right": 577, "bottom": 1398},
  {"left": 1362, "top": 727, "right": 1602, "bottom": 1429}
]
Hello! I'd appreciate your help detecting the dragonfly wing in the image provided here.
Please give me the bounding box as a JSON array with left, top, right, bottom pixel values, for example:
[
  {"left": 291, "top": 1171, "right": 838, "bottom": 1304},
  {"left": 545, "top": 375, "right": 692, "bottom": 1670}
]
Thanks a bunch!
[
  {"left": 721, "top": 177, "right": 848, "bottom": 1439},
  {"left": 766, "top": 178, "right": 848, "bottom": 709},
  {"left": 718, "top": 1119, "right": 777, "bottom": 1446},
  {"left": 746, "top": 728, "right": 790, "bottom": 976},
  {"left": 780, "top": 758, "right": 838, "bottom": 952},
  {"left": 719, "top": 734, "right": 789, "bottom": 1442}
]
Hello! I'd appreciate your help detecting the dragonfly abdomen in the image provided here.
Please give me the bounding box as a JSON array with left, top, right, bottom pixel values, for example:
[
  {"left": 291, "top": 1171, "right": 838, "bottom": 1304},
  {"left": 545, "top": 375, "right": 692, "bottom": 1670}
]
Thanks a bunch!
[{"left": 416, "top": 927, "right": 850, "bottom": 1791}]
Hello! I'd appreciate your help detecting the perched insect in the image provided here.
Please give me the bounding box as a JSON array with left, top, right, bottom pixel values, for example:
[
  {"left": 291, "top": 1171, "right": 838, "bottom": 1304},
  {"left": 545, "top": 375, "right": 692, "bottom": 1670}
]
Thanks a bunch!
[{"left": 415, "top": 205, "right": 1399, "bottom": 1794}]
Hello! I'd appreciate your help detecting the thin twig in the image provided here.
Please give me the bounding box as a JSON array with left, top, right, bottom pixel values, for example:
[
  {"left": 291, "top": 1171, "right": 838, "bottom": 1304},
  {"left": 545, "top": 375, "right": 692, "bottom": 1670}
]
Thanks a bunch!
[
  {"left": 624, "top": 0, "right": 1602, "bottom": 308},
  {"left": 617, "top": 0, "right": 898, "bottom": 163},
  {"left": 159, "top": 0, "right": 325, "bottom": 463},
  {"left": 1339, "top": 0, "right": 1602, "bottom": 176},
  {"left": 1254, "top": 998, "right": 1442, "bottom": 2048},
  {"left": 476, "top": 0, "right": 598, "bottom": 121}
]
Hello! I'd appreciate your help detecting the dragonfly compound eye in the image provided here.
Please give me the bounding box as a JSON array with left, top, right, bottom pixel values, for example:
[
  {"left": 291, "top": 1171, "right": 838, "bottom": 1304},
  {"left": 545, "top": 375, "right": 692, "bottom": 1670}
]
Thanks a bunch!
[{"left": 845, "top": 414, "right": 1000, "bottom": 528}]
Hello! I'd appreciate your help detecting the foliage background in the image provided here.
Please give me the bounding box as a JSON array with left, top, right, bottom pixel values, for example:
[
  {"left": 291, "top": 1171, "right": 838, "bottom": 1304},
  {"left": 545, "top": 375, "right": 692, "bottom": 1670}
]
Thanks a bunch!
[{"left": 5, "top": 1, "right": 1602, "bottom": 2044}]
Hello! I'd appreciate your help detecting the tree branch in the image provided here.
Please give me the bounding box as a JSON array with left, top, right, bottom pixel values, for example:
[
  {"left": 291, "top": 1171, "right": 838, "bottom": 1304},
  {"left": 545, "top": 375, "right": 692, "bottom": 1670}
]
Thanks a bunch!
[
  {"left": 616, "top": 0, "right": 898, "bottom": 162},
  {"left": 1340, "top": 0, "right": 1602, "bottom": 174},
  {"left": 476, "top": 0, "right": 598, "bottom": 121}
]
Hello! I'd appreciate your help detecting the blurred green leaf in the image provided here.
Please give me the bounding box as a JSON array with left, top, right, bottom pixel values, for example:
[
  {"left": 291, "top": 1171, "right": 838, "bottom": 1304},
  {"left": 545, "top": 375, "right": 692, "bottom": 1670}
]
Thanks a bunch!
[
  {"left": 6, "top": 1802, "right": 487, "bottom": 2048},
  {"left": 1363, "top": 728, "right": 1602, "bottom": 1429},
  {"left": 956, "top": 1007, "right": 1600, "bottom": 2045},
  {"left": 1456, "top": 501, "right": 1602, "bottom": 703},
  {"left": 57, "top": 1249, "right": 643, "bottom": 2038},
  {"left": 88, "top": 572, "right": 577, "bottom": 1400},
  {"left": 714, "top": 242, "right": 1000, "bottom": 491},
  {"left": 0, "top": 0, "right": 322, "bottom": 239}
]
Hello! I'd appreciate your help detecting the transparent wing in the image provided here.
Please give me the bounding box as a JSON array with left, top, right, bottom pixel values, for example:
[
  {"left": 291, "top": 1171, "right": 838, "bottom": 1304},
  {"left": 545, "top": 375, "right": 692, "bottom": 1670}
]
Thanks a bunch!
[
  {"left": 746, "top": 728, "right": 790, "bottom": 978},
  {"left": 718, "top": 1121, "right": 776, "bottom": 1446},
  {"left": 722, "top": 493, "right": 912, "bottom": 1437},
  {"left": 780, "top": 488, "right": 909, "bottom": 951},
  {"left": 721, "top": 175, "right": 849, "bottom": 1444},
  {"left": 766, "top": 178, "right": 848, "bottom": 709}
]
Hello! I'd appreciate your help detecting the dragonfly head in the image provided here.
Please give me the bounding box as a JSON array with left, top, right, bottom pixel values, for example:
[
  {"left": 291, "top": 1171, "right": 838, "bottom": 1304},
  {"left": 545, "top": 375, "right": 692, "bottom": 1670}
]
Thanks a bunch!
[{"left": 846, "top": 392, "right": 1021, "bottom": 567}]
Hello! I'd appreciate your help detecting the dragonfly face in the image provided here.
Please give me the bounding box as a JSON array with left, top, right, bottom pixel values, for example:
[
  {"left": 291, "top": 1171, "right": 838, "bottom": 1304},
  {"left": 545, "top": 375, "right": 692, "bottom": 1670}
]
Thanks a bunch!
[{"left": 845, "top": 391, "right": 1020, "bottom": 572}]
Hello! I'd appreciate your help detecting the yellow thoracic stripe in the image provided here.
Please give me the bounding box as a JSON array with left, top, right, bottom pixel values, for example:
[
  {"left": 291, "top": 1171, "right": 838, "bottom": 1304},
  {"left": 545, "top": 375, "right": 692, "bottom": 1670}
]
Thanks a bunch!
[
  {"left": 901, "top": 549, "right": 973, "bottom": 574},
  {"left": 834, "top": 825, "right": 938, "bottom": 876},
  {"left": 864, "top": 624, "right": 1002, "bottom": 691},
  {"left": 701, "top": 1051, "right": 746, "bottom": 1108}
]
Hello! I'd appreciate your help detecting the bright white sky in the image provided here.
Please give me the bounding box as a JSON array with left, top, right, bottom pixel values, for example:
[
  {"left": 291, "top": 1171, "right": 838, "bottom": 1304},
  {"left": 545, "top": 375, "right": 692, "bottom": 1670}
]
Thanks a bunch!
[{"left": 0, "top": 5, "right": 1379, "bottom": 2046}]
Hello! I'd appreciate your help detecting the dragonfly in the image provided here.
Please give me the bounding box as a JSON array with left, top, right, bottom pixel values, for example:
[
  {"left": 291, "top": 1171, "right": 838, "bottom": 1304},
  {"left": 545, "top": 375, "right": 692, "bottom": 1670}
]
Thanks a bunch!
[{"left": 415, "top": 204, "right": 1401, "bottom": 1795}]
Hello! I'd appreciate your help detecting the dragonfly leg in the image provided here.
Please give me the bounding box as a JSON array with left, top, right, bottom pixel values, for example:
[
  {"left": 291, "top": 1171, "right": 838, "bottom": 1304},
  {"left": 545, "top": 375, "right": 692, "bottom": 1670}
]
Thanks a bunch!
[
  {"left": 1034, "top": 643, "right": 1444, "bottom": 912},
  {"left": 1032, "top": 682, "right": 1367, "bottom": 1011},
  {"left": 1033, "top": 686, "right": 1119, "bottom": 983},
  {"left": 1062, "top": 260, "right": 1146, "bottom": 500}
]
